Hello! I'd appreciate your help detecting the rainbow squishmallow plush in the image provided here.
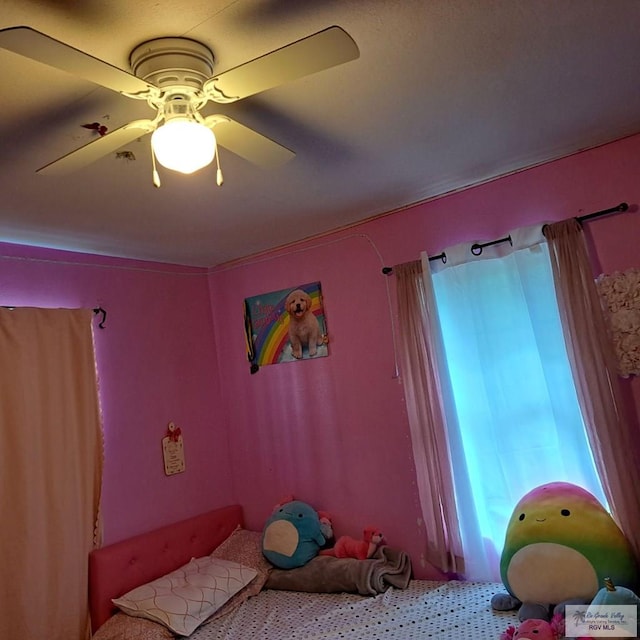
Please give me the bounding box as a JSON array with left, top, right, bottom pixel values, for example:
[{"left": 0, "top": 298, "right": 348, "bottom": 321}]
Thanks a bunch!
[
  {"left": 492, "top": 482, "right": 638, "bottom": 620},
  {"left": 262, "top": 500, "right": 325, "bottom": 569}
]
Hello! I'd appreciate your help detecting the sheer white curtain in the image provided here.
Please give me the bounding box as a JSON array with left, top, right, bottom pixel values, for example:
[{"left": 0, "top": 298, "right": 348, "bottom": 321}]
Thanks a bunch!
[
  {"left": 427, "top": 225, "right": 605, "bottom": 580},
  {"left": 0, "top": 308, "right": 103, "bottom": 640}
]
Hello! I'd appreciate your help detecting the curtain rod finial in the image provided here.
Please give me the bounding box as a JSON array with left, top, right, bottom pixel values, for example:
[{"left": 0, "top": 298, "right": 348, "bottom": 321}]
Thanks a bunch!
[{"left": 93, "top": 307, "right": 107, "bottom": 329}]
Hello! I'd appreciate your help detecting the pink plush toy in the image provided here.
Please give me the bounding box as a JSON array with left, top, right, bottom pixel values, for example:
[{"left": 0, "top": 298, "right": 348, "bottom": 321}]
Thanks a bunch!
[
  {"left": 501, "top": 614, "right": 565, "bottom": 640},
  {"left": 320, "top": 526, "right": 384, "bottom": 560}
]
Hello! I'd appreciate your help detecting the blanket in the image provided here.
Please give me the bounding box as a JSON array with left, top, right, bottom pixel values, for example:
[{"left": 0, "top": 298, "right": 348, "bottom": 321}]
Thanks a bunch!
[{"left": 265, "top": 545, "right": 411, "bottom": 595}]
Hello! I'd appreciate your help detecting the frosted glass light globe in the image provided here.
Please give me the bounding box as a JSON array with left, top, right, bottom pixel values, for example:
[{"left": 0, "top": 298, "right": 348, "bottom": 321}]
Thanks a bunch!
[{"left": 151, "top": 119, "right": 216, "bottom": 174}]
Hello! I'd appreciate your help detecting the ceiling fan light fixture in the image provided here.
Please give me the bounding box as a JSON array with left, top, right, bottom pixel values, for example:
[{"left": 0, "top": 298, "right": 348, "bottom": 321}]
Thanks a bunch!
[
  {"left": 0, "top": 25, "right": 356, "bottom": 177},
  {"left": 151, "top": 118, "right": 216, "bottom": 174}
]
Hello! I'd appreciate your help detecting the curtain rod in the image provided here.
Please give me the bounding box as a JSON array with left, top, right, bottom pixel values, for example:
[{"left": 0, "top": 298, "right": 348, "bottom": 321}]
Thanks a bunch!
[
  {"left": 1, "top": 305, "right": 107, "bottom": 329},
  {"left": 381, "top": 202, "right": 629, "bottom": 275}
]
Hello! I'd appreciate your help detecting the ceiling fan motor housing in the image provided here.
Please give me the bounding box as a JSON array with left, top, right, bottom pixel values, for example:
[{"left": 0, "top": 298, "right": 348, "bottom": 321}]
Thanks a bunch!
[{"left": 130, "top": 37, "right": 214, "bottom": 92}]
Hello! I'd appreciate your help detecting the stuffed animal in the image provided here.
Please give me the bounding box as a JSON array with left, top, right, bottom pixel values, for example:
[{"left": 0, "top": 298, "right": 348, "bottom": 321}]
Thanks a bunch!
[
  {"left": 317, "top": 510, "right": 335, "bottom": 549},
  {"left": 492, "top": 482, "right": 638, "bottom": 622},
  {"left": 501, "top": 613, "right": 565, "bottom": 640},
  {"left": 319, "top": 526, "right": 384, "bottom": 560},
  {"left": 589, "top": 576, "right": 640, "bottom": 608},
  {"left": 583, "top": 577, "right": 640, "bottom": 637},
  {"left": 262, "top": 499, "right": 326, "bottom": 569}
]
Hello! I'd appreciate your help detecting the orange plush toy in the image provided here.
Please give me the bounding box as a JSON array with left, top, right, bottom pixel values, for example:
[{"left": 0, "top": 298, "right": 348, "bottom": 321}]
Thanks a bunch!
[{"left": 320, "top": 526, "right": 385, "bottom": 560}]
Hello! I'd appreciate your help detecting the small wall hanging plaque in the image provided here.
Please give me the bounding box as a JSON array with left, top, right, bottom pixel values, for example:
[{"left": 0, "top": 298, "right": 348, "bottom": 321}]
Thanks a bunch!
[
  {"left": 162, "top": 421, "right": 185, "bottom": 476},
  {"left": 244, "top": 281, "right": 329, "bottom": 370}
]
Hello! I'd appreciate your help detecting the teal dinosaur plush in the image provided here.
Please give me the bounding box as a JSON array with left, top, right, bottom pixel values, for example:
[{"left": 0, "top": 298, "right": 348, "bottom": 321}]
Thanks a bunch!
[{"left": 262, "top": 500, "right": 325, "bottom": 569}]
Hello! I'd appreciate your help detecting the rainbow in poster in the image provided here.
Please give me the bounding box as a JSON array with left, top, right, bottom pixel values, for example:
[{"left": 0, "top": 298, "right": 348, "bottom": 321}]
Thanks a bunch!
[{"left": 244, "top": 282, "right": 328, "bottom": 368}]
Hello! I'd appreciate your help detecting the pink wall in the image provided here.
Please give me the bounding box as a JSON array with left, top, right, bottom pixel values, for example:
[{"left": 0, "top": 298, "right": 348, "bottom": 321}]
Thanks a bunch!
[
  {"left": 0, "top": 245, "right": 232, "bottom": 544},
  {"left": 209, "top": 133, "right": 640, "bottom": 579},
  {"left": 2, "top": 133, "right": 638, "bottom": 577}
]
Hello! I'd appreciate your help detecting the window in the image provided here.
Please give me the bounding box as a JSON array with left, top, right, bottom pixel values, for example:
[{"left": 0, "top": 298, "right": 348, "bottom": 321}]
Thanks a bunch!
[{"left": 430, "top": 235, "right": 605, "bottom": 579}]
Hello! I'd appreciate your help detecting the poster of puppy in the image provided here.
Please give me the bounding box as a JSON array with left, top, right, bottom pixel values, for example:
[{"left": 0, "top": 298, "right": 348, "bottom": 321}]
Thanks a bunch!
[{"left": 244, "top": 281, "right": 329, "bottom": 368}]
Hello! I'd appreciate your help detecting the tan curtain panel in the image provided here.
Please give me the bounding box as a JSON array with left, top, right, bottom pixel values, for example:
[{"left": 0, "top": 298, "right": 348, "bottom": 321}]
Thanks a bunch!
[
  {"left": 0, "top": 308, "right": 103, "bottom": 640},
  {"left": 544, "top": 219, "right": 640, "bottom": 558},
  {"left": 395, "top": 260, "right": 464, "bottom": 576}
]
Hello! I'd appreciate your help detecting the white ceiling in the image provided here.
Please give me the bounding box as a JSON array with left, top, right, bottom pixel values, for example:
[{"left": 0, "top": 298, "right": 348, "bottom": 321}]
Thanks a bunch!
[{"left": 1, "top": 1, "right": 639, "bottom": 267}]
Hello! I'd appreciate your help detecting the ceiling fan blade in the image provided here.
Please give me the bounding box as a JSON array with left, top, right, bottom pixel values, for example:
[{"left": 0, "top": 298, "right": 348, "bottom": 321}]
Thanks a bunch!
[
  {"left": 205, "top": 115, "right": 295, "bottom": 168},
  {"left": 37, "top": 120, "right": 156, "bottom": 175},
  {"left": 0, "top": 26, "right": 157, "bottom": 98},
  {"left": 204, "top": 26, "right": 359, "bottom": 103}
]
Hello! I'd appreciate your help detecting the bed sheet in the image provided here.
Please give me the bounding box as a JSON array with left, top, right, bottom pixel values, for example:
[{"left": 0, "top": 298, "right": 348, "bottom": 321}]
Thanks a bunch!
[{"left": 191, "top": 580, "right": 520, "bottom": 639}]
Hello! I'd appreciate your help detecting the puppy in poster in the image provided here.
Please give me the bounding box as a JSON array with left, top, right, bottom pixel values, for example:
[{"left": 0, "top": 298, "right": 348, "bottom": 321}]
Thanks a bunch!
[{"left": 285, "top": 288, "right": 321, "bottom": 358}]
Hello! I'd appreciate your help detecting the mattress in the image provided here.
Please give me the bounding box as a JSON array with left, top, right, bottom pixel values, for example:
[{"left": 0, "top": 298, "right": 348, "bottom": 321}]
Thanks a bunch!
[
  {"left": 189, "top": 579, "right": 519, "bottom": 639},
  {"left": 90, "top": 507, "right": 520, "bottom": 639}
]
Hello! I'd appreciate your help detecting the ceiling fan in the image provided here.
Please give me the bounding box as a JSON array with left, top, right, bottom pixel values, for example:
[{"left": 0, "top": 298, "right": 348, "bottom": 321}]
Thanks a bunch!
[{"left": 0, "top": 25, "right": 359, "bottom": 186}]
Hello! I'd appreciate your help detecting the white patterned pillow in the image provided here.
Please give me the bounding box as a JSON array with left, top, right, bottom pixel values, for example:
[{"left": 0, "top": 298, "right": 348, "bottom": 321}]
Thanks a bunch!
[{"left": 112, "top": 556, "right": 257, "bottom": 636}]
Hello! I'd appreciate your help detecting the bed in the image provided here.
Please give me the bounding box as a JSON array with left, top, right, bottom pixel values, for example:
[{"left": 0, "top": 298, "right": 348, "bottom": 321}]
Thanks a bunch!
[{"left": 89, "top": 505, "right": 520, "bottom": 639}]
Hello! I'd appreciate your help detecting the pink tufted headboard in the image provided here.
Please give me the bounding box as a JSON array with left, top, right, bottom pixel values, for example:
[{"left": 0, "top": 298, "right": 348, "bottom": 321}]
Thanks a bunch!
[{"left": 88, "top": 504, "right": 244, "bottom": 633}]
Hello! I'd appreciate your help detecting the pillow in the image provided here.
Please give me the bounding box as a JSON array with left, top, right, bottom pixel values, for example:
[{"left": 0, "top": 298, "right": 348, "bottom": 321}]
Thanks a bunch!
[
  {"left": 112, "top": 556, "right": 257, "bottom": 636},
  {"left": 91, "top": 612, "right": 174, "bottom": 640},
  {"left": 211, "top": 526, "right": 272, "bottom": 575},
  {"left": 208, "top": 527, "right": 272, "bottom": 620}
]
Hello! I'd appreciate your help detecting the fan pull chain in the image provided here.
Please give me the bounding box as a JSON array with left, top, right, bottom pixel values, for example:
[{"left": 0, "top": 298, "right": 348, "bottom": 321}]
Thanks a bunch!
[
  {"left": 151, "top": 142, "right": 161, "bottom": 188},
  {"left": 215, "top": 144, "right": 223, "bottom": 187}
]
